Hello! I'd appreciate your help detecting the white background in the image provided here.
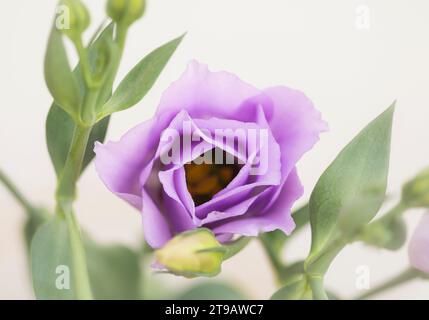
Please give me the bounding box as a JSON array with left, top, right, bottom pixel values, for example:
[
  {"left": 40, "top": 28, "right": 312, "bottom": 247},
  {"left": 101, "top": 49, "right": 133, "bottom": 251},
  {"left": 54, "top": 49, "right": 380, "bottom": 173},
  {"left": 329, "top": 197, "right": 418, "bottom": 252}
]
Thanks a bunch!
[{"left": 1, "top": 0, "right": 429, "bottom": 299}]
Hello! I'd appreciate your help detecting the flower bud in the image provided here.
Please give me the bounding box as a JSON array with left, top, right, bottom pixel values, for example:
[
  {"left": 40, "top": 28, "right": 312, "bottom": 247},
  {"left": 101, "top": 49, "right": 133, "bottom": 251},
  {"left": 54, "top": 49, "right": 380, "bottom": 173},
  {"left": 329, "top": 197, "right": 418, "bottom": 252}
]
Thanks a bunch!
[
  {"left": 107, "top": 0, "right": 146, "bottom": 27},
  {"left": 155, "top": 228, "right": 225, "bottom": 277},
  {"left": 58, "top": 0, "right": 90, "bottom": 40},
  {"left": 409, "top": 212, "right": 429, "bottom": 275},
  {"left": 402, "top": 167, "right": 429, "bottom": 208}
]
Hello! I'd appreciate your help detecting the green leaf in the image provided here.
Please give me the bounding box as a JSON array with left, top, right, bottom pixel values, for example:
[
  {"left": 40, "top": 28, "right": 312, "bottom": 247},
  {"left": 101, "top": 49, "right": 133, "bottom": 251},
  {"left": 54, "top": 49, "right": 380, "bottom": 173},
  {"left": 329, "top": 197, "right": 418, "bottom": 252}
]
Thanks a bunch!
[
  {"left": 176, "top": 282, "right": 247, "bottom": 300},
  {"left": 44, "top": 25, "right": 81, "bottom": 120},
  {"left": 46, "top": 24, "right": 114, "bottom": 177},
  {"left": 86, "top": 241, "right": 141, "bottom": 300},
  {"left": 270, "top": 277, "right": 311, "bottom": 300},
  {"left": 30, "top": 215, "right": 142, "bottom": 300},
  {"left": 31, "top": 216, "right": 75, "bottom": 299},
  {"left": 98, "top": 34, "right": 185, "bottom": 119},
  {"left": 308, "top": 104, "right": 395, "bottom": 262}
]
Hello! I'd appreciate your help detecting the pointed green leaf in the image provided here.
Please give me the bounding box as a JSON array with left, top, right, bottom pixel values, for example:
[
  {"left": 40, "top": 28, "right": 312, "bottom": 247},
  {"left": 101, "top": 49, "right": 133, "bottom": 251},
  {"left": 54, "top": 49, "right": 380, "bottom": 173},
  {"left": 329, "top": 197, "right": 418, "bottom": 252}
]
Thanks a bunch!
[
  {"left": 31, "top": 216, "right": 75, "bottom": 299},
  {"left": 44, "top": 25, "right": 80, "bottom": 120},
  {"left": 270, "top": 277, "right": 311, "bottom": 300},
  {"left": 177, "top": 282, "right": 247, "bottom": 300},
  {"left": 308, "top": 104, "right": 395, "bottom": 263},
  {"left": 98, "top": 34, "right": 185, "bottom": 119}
]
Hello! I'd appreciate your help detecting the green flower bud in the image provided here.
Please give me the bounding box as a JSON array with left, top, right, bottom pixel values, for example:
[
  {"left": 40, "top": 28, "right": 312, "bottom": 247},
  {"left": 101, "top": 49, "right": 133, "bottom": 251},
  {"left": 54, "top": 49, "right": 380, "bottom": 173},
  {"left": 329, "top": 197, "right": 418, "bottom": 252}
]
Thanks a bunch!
[
  {"left": 107, "top": 0, "right": 146, "bottom": 27},
  {"left": 155, "top": 228, "right": 225, "bottom": 278},
  {"left": 57, "top": 0, "right": 90, "bottom": 40},
  {"left": 402, "top": 167, "right": 429, "bottom": 208}
]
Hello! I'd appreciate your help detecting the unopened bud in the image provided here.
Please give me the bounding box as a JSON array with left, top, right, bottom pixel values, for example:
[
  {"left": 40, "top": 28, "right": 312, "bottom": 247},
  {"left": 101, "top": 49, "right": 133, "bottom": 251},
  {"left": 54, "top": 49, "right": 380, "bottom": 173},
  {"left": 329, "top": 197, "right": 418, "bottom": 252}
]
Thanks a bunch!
[
  {"left": 402, "top": 167, "right": 429, "bottom": 208},
  {"left": 107, "top": 0, "right": 146, "bottom": 27},
  {"left": 155, "top": 228, "right": 225, "bottom": 278}
]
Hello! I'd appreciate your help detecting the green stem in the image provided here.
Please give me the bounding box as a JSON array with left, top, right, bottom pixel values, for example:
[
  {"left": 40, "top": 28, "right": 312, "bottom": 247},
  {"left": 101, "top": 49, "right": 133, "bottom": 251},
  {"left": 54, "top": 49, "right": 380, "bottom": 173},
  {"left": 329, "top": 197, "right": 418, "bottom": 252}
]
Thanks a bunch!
[
  {"left": 55, "top": 124, "right": 93, "bottom": 300},
  {"left": 354, "top": 267, "right": 420, "bottom": 300},
  {"left": 56, "top": 125, "right": 91, "bottom": 200},
  {"left": 308, "top": 275, "right": 328, "bottom": 300},
  {"left": 50, "top": 22, "right": 131, "bottom": 300},
  {"left": 52, "top": 23, "right": 131, "bottom": 298},
  {"left": 0, "top": 168, "right": 34, "bottom": 212}
]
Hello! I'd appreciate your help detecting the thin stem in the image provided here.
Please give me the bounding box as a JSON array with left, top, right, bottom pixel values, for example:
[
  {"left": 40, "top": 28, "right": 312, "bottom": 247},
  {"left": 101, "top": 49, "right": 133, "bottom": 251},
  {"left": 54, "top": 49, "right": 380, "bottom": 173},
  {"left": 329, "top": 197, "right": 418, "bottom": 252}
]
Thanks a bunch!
[
  {"left": 354, "top": 267, "right": 420, "bottom": 300},
  {"left": 0, "top": 168, "right": 34, "bottom": 212},
  {"left": 50, "top": 22, "right": 131, "bottom": 300},
  {"left": 59, "top": 201, "right": 93, "bottom": 299},
  {"left": 55, "top": 124, "right": 93, "bottom": 300},
  {"left": 56, "top": 125, "right": 91, "bottom": 201}
]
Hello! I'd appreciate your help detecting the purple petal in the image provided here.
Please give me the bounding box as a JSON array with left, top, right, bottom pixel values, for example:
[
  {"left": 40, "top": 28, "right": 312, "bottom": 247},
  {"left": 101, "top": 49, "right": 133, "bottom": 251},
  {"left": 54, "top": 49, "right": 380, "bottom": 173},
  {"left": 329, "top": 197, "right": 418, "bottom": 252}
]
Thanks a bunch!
[
  {"left": 94, "top": 113, "right": 173, "bottom": 209},
  {"left": 141, "top": 190, "right": 173, "bottom": 248},
  {"left": 262, "top": 86, "right": 328, "bottom": 180},
  {"left": 409, "top": 212, "right": 429, "bottom": 275},
  {"left": 208, "top": 168, "right": 303, "bottom": 236},
  {"left": 155, "top": 60, "right": 262, "bottom": 120}
]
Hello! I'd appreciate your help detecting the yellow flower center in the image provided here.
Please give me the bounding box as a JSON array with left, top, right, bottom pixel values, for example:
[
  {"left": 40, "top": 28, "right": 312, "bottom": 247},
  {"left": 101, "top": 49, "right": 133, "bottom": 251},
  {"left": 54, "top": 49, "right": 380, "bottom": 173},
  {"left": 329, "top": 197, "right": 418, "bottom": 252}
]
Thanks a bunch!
[{"left": 184, "top": 149, "right": 242, "bottom": 206}]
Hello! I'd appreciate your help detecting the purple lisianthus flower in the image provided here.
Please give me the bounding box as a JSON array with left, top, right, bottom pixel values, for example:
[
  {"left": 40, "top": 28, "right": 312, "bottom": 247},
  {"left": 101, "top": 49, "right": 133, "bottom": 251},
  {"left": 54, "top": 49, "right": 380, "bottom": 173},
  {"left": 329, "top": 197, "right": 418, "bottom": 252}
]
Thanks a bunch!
[
  {"left": 409, "top": 212, "right": 429, "bottom": 274},
  {"left": 95, "top": 61, "right": 327, "bottom": 248}
]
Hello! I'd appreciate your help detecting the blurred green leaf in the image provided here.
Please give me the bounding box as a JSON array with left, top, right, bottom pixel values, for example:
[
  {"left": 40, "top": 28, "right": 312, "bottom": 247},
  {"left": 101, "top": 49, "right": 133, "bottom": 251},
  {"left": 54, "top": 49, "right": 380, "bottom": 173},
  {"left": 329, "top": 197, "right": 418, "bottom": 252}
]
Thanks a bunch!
[
  {"left": 23, "top": 208, "right": 49, "bottom": 253},
  {"left": 29, "top": 218, "right": 142, "bottom": 299},
  {"left": 98, "top": 34, "right": 185, "bottom": 119},
  {"left": 270, "top": 277, "right": 311, "bottom": 300},
  {"left": 46, "top": 24, "right": 114, "bottom": 177},
  {"left": 44, "top": 25, "right": 81, "bottom": 121},
  {"left": 31, "top": 216, "right": 75, "bottom": 299},
  {"left": 307, "top": 104, "right": 395, "bottom": 273},
  {"left": 176, "top": 282, "right": 246, "bottom": 300},
  {"left": 86, "top": 241, "right": 141, "bottom": 300},
  {"left": 26, "top": 209, "right": 141, "bottom": 299}
]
